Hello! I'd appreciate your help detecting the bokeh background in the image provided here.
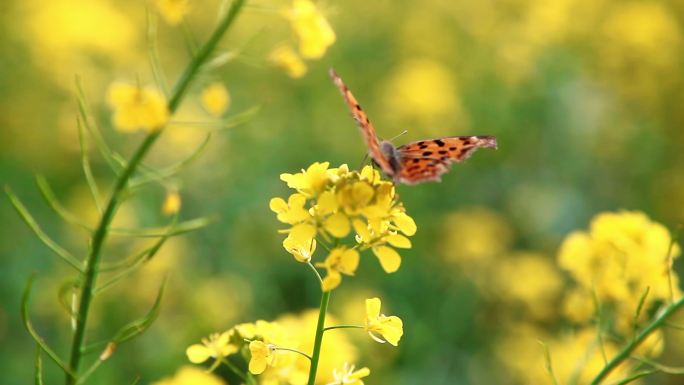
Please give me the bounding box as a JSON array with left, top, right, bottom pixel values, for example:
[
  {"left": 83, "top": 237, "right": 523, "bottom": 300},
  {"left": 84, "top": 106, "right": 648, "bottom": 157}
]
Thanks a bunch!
[{"left": 2, "top": 0, "right": 684, "bottom": 384}]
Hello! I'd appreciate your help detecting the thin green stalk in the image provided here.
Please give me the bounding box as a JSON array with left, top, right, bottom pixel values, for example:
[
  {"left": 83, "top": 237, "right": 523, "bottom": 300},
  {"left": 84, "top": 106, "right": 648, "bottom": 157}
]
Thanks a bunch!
[
  {"left": 220, "top": 357, "right": 247, "bottom": 381},
  {"left": 306, "top": 291, "right": 331, "bottom": 385},
  {"left": 274, "top": 346, "right": 312, "bottom": 361},
  {"left": 590, "top": 296, "right": 684, "bottom": 385},
  {"left": 64, "top": 1, "right": 246, "bottom": 383}
]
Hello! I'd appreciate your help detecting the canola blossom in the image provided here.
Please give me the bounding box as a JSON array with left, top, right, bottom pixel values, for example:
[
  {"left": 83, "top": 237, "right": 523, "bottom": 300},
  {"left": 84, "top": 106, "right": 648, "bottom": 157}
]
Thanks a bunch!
[
  {"left": 364, "top": 297, "right": 403, "bottom": 346},
  {"left": 271, "top": 163, "right": 417, "bottom": 289},
  {"left": 558, "top": 210, "right": 680, "bottom": 332},
  {"left": 106, "top": 82, "right": 169, "bottom": 133},
  {"left": 201, "top": 83, "right": 230, "bottom": 117}
]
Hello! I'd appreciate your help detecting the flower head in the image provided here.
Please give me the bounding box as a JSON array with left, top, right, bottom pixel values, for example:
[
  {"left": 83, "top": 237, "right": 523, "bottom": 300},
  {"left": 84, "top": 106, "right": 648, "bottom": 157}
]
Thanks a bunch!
[
  {"left": 156, "top": 0, "right": 190, "bottom": 25},
  {"left": 186, "top": 332, "right": 237, "bottom": 365},
  {"left": 364, "top": 297, "right": 403, "bottom": 346},
  {"left": 285, "top": 0, "right": 336, "bottom": 59},
  {"left": 327, "top": 362, "right": 370, "bottom": 385},
  {"left": 107, "top": 82, "right": 169, "bottom": 133},
  {"left": 271, "top": 163, "right": 416, "bottom": 283},
  {"left": 162, "top": 190, "right": 181, "bottom": 215},
  {"left": 316, "top": 247, "right": 360, "bottom": 291},
  {"left": 248, "top": 340, "right": 277, "bottom": 375},
  {"left": 152, "top": 366, "right": 226, "bottom": 385},
  {"left": 201, "top": 83, "right": 230, "bottom": 117},
  {"left": 269, "top": 45, "right": 307, "bottom": 78}
]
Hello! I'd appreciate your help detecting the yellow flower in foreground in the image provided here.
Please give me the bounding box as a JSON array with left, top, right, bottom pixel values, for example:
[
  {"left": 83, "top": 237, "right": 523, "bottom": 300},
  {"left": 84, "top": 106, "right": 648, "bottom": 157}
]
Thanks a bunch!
[
  {"left": 249, "top": 340, "right": 277, "bottom": 374},
  {"left": 281, "top": 162, "right": 331, "bottom": 198},
  {"left": 316, "top": 247, "right": 360, "bottom": 291},
  {"left": 286, "top": 0, "right": 336, "bottom": 59},
  {"left": 283, "top": 235, "right": 316, "bottom": 263},
  {"left": 269, "top": 46, "right": 307, "bottom": 78},
  {"left": 107, "top": 82, "right": 169, "bottom": 133},
  {"left": 186, "top": 332, "right": 237, "bottom": 364},
  {"left": 156, "top": 0, "right": 190, "bottom": 25},
  {"left": 162, "top": 190, "right": 181, "bottom": 215},
  {"left": 201, "top": 83, "right": 230, "bottom": 117},
  {"left": 328, "top": 363, "right": 370, "bottom": 385},
  {"left": 364, "top": 297, "right": 403, "bottom": 346},
  {"left": 152, "top": 366, "right": 226, "bottom": 385}
]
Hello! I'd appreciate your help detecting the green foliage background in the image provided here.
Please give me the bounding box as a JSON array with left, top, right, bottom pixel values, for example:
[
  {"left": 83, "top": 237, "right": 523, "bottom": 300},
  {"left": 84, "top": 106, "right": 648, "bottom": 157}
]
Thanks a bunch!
[{"left": 2, "top": 0, "right": 684, "bottom": 384}]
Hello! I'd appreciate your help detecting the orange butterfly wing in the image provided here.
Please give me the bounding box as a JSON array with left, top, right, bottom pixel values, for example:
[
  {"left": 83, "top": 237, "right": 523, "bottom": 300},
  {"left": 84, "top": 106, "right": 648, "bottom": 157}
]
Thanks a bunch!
[
  {"left": 329, "top": 68, "right": 395, "bottom": 176},
  {"left": 394, "top": 136, "right": 497, "bottom": 184}
]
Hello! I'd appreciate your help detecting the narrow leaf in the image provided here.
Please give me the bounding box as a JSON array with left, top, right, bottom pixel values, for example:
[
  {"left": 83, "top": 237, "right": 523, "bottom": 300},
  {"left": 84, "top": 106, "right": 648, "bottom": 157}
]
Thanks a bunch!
[
  {"left": 109, "top": 216, "right": 215, "bottom": 238},
  {"left": 146, "top": 8, "right": 169, "bottom": 96},
  {"left": 538, "top": 340, "right": 560, "bottom": 385},
  {"left": 112, "top": 278, "right": 167, "bottom": 344},
  {"left": 35, "top": 175, "right": 92, "bottom": 231},
  {"left": 77, "top": 116, "right": 103, "bottom": 213},
  {"left": 22, "top": 276, "right": 75, "bottom": 377},
  {"left": 6, "top": 186, "right": 84, "bottom": 272},
  {"left": 633, "top": 286, "right": 650, "bottom": 337},
  {"left": 612, "top": 370, "right": 658, "bottom": 385}
]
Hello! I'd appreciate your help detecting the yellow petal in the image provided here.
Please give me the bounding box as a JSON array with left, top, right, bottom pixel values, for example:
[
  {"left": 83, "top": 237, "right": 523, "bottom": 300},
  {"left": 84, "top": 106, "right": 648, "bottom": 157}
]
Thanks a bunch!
[
  {"left": 322, "top": 270, "right": 342, "bottom": 291},
  {"left": 365, "top": 298, "right": 381, "bottom": 319},
  {"left": 269, "top": 197, "right": 288, "bottom": 213},
  {"left": 351, "top": 367, "right": 371, "bottom": 379},
  {"left": 385, "top": 234, "right": 411, "bottom": 248},
  {"left": 372, "top": 246, "right": 401, "bottom": 273},
  {"left": 392, "top": 212, "right": 417, "bottom": 236},
  {"left": 324, "top": 212, "right": 350, "bottom": 238},
  {"left": 353, "top": 219, "right": 372, "bottom": 242},
  {"left": 186, "top": 344, "right": 212, "bottom": 363},
  {"left": 248, "top": 341, "right": 269, "bottom": 374},
  {"left": 317, "top": 190, "right": 338, "bottom": 214},
  {"left": 380, "top": 316, "right": 404, "bottom": 346},
  {"left": 289, "top": 223, "right": 317, "bottom": 243},
  {"left": 337, "top": 248, "right": 360, "bottom": 275}
]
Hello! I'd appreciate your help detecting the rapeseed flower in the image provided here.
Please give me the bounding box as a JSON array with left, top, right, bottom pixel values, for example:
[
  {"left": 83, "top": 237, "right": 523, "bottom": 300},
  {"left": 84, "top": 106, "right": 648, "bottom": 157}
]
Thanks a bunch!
[
  {"left": 152, "top": 366, "right": 226, "bottom": 385},
  {"left": 162, "top": 190, "right": 181, "bottom": 215},
  {"left": 248, "top": 340, "right": 277, "bottom": 374},
  {"left": 107, "top": 82, "right": 169, "bottom": 133},
  {"left": 185, "top": 332, "right": 237, "bottom": 364},
  {"left": 201, "top": 83, "right": 230, "bottom": 117},
  {"left": 364, "top": 297, "right": 403, "bottom": 346},
  {"left": 316, "top": 247, "right": 360, "bottom": 291},
  {"left": 271, "top": 163, "right": 416, "bottom": 282},
  {"left": 269, "top": 46, "right": 307, "bottom": 78},
  {"left": 156, "top": 0, "right": 190, "bottom": 25},
  {"left": 327, "top": 363, "right": 370, "bottom": 385},
  {"left": 285, "top": 0, "right": 336, "bottom": 59},
  {"left": 558, "top": 211, "right": 680, "bottom": 333}
]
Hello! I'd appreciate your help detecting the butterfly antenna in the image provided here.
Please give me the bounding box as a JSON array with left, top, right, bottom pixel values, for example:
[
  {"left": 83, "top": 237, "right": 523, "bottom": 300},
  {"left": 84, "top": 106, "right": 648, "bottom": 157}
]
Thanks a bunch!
[{"left": 387, "top": 130, "right": 409, "bottom": 143}]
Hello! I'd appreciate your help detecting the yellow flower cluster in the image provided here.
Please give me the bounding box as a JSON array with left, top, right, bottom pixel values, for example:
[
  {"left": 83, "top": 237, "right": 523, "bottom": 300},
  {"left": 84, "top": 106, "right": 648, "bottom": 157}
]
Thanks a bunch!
[
  {"left": 152, "top": 366, "right": 226, "bottom": 385},
  {"left": 558, "top": 211, "right": 680, "bottom": 332},
  {"left": 269, "top": 0, "right": 336, "bottom": 78},
  {"left": 106, "top": 82, "right": 169, "bottom": 133},
  {"left": 270, "top": 162, "right": 417, "bottom": 291}
]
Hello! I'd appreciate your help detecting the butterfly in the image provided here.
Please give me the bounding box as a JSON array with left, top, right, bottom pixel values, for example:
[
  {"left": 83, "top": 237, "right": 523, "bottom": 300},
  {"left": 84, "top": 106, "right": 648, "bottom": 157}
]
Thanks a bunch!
[{"left": 330, "top": 68, "right": 497, "bottom": 185}]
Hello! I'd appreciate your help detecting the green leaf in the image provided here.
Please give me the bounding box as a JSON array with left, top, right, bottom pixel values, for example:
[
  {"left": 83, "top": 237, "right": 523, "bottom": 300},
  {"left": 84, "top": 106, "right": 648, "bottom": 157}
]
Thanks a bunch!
[
  {"left": 111, "top": 278, "right": 167, "bottom": 344},
  {"left": 22, "top": 276, "right": 75, "bottom": 378},
  {"left": 538, "top": 340, "right": 560, "bottom": 385},
  {"left": 146, "top": 8, "right": 169, "bottom": 96},
  {"left": 94, "top": 231, "right": 171, "bottom": 295},
  {"left": 35, "top": 175, "right": 92, "bottom": 231},
  {"left": 77, "top": 116, "right": 103, "bottom": 213},
  {"left": 109, "top": 216, "right": 215, "bottom": 238},
  {"left": 6, "top": 186, "right": 84, "bottom": 272}
]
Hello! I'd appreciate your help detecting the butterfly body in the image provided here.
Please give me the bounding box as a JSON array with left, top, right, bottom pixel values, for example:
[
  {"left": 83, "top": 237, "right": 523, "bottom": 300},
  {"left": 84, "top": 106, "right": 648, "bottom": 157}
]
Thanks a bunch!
[{"left": 330, "top": 68, "right": 497, "bottom": 185}]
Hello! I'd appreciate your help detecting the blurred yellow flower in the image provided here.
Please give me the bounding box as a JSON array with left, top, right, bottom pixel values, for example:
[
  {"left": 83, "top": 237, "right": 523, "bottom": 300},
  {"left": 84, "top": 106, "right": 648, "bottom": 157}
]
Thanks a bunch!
[
  {"left": 380, "top": 59, "right": 465, "bottom": 132},
  {"left": 440, "top": 207, "right": 513, "bottom": 265},
  {"left": 186, "top": 332, "right": 237, "bottom": 364},
  {"left": 201, "top": 83, "right": 230, "bottom": 117},
  {"left": 316, "top": 247, "right": 360, "bottom": 291},
  {"left": 107, "top": 82, "right": 169, "bottom": 133},
  {"left": 364, "top": 297, "right": 403, "bottom": 346},
  {"left": 152, "top": 365, "right": 226, "bottom": 385},
  {"left": 162, "top": 190, "right": 182, "bottom": 215},
  {"left": 328, "top": 363, "right": 370, "bottom": 385},
  {"left": 249, "top": 340, "right": 277, "bottom": 375},
  {"left": 285, "top": 0, "right": 336, "bottom": 59},
  {"left": 269, "top": 46, "right": 308, "bottom": 78},
  {"left": 156, "top": 0, "right": 190, "bottom": 26},
  {"left": 270, "top": 194, "right": 310, "bottom": 224},
  {"left": 492, "top": 252, "right": 563, "bottom": 321}
]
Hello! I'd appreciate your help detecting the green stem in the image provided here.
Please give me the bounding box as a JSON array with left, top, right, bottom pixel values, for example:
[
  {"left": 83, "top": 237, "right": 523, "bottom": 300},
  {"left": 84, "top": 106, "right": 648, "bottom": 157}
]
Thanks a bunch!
[
  {"left": 323, "top": 325, "right": 364, "bottom": 332},
  {"left": 64, "top": 1, "right": 246, "bottom": 384},
  {"left": 306, "top": 291, "right": 331, "bottom": 385},
  {"left": 274, "top": 346, "right": 312, "bottom": 361},
  {"left": 590, "top": 296, "right": 684, "bottom": 385}
]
